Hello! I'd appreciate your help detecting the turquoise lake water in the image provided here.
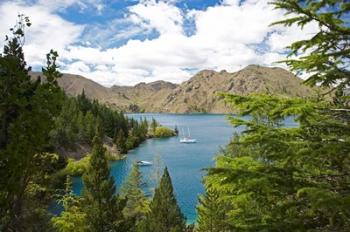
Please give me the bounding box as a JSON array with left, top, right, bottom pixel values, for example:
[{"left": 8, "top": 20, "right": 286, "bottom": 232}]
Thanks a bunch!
[{"left": 72, "top": 114, "right": 296, "bottom": 223}]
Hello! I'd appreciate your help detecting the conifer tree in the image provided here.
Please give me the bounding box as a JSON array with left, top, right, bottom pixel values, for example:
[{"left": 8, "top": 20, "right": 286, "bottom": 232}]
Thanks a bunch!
[
  {"left": 52, "top": 176, "right": 87, "bottom": 232},
  {"left": 82, "top": 126, "right": 126, "bottom": 232},
  {"left": 50, "top": 98, "right": 80, "bottom": 149},
  {"left": 144, "top": 167, "right": 186, "bottom": 232},
  {"left": 77, "top": 89, "right": 91, "bottom": 115},
  {"left": 203, "top": 93, "right": 350, "bottom": 231},
  {"left": 271, "top": 0, "right": 350, "bottom": 90},
  {"left": 151, "top": 118, "right": 158, "bottom": 134},
  {"left": 84, "top": 111, "right": 96, "bottom": 144},
  {"left": 77, "top": 111, "right": 87, "bottom": 142},
  {"left": 196, "top": 185, "right": 229, "bottom": 232},
  {"left": 115, "top": 128, "right": 127, "bottom": 154},
  {"left": 198, "top": 2, "right": 350, "bottom": 231},
  {"left": 121, "top": 163, "right": 149, "bottom": 224},
  {"left": 0, "top": 15, "right": 64, "bottom": 231}
]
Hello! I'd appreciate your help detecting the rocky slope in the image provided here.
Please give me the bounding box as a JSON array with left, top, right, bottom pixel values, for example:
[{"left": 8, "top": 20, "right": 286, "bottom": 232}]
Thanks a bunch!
[
  {"left": 152, "top": 65, "right": 315, "bottom": 113},
  {"left": 31, "top": 65, "right": 317, "bottom": 113}
]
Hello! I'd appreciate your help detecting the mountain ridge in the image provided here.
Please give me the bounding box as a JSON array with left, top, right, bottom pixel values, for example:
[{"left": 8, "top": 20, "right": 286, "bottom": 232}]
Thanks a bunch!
[{"left": 31, "top": 65, "right": 317, "bottom": 113}]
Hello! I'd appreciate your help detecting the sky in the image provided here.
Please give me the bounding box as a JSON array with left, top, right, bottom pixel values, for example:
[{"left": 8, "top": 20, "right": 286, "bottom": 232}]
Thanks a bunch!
[{"left": 0, "top": 0, "right": 318, "bottom": 86}]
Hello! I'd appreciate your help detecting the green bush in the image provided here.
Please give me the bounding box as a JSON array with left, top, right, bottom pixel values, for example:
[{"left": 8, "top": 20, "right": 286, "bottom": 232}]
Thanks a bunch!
[
  {"left": 64, "top": 156, "right": 90, "bottom": 176},
  {"left": 154, "top": 126, "right": 175, "bottom": 138}
]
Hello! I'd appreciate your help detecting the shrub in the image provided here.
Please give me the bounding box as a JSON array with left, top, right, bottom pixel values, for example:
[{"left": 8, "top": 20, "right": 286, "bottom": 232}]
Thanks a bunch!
[
  {"left": 64, "top": 156, "right": 90, "bottom": 176},
  {"left": 154, "top": 127, "right": 175, "bottom": 138}
]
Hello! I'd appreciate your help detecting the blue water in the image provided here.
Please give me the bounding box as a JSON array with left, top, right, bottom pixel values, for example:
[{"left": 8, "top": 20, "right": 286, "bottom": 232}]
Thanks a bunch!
[{"left": 72, "top": 114, "right": 297, "bottom": 223}]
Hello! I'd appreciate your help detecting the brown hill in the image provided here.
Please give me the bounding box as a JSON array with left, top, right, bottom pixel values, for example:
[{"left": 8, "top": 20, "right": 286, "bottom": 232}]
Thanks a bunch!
[
  {"left": 30, "top": 72, "right": 177, "bottom": 111},
  {"left": 31, "top": 65, "right": 317, "bottom": 113},
  {"left": 151, "top": 65, "right": 315, "bottom": 113}
]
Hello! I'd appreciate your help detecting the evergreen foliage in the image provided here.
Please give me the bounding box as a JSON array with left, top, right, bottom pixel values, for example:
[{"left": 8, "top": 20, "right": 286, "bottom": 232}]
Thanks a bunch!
[
  {"left": 125, "top": 118, "right": 149, "bottom": 150},
  {"left": 0, "top": 15, "right": 64, "bottom": 231},
  {"left": 197, "top": 1, "right": 350, "bottom": 231},
  {"left": 0, "top": 16, "right": 179, "bottom": 232},
  {"left": 271, "top": 0, "right": 350, "bottom": 90},
  {"left": 4, "top": 1, "right": 349, "bottom": 231},
  {"left": 49, "top": 89, "right": 150, "bottom": 154},
  {"left": 82, "top": 126, "right": 126, "bottom": 231},
  {"left": 52, "top": 176, "right": 87, "bottom": 232},
  {"left": 196, "top": 183, "right": 229, "bottom": 232},
  {"left": 114, "top": 128, "right": 128, "bottom": 154},
  {"left": 143, "top": 167, "right": 186, "bottom": 232},
  {"left": 121, "top": 163, "right": 150, "bottom": 226},
  {"left": 200, "top": 94, "right": 350, "bottom": 231},
  {"left": 151, "top": 118, "right": 158, "bottom": 134}
]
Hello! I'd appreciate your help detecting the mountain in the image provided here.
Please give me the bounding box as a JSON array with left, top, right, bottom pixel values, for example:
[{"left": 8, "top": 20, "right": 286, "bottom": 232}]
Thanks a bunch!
[
  {"left": 110, "top": 81, "right": 178, "bottom": 112},
  {"left": 31, "top": 65, "right": 317, "bottom": 113},
  {"left": 30, "top": 72, "right": 177, "bottom": 111},
  {"left": 151, "top": 65, "right": 315, "bottom": 113}
]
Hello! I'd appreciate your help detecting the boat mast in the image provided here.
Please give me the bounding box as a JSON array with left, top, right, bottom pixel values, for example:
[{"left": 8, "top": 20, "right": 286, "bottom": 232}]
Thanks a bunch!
[{"left": 188, "top": 127, "right": 191, "bottom": 138}]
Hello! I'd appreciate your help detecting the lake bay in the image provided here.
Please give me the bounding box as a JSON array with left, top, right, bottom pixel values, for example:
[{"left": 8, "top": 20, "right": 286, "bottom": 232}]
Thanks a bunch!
[
  {"left": 73, "top": 114, "right": 299, "bottom": 223},
  {"left": 72, "top": 114, "right": 235, "bottom": 223}
]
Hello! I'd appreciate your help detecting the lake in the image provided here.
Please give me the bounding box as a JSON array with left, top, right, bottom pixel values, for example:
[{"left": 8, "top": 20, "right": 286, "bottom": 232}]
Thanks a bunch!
[{"left": 72, "top": 114, "right": 296, "bottom": 223}]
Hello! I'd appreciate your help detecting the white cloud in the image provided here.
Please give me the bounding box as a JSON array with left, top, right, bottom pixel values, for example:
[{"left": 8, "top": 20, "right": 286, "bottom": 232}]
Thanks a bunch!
[
  {"left": 128, "top": 0, "right": 184, "bottom": 35},
  {"left": 0, "top": 1, "right": 83, "bottom": 66},
  {"left": 36, "top": 0, "right": 105, "bottom": 13},
  {"left": 0, "top": 0, "right": 319, "bottom": 86},
  {"left": 65, "top": 61, "right": 91, "bottom": 73},
  {"left": 81, "top": 18, "right": 149, "bottom": 48},
  {"left": 267, "top": 23, "right": 318, "bottom": 53}
]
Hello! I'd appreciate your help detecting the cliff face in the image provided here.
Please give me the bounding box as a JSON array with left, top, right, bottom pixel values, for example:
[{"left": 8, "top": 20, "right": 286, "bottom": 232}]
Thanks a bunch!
[{"left": 31, "top": 65, "right": 316, "bottom": 113}]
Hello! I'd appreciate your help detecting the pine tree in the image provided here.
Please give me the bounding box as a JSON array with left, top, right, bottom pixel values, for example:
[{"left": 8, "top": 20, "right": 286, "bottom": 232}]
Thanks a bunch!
[
  {"left": 151, "top": 118, "right": 158, "bottom": 135},
  {"left": 77, "top": 89, "right": 91, "bottom": 115},
  {"left": 50, "top": 98, "right": 80, "bottom": 149},
  {"left": 0, "top": 15, "right": 64, "bottom": 231},
  {"left": 144, "top": 167, "right": 186, "bottom": 232},
  {"left": 115, "top": 128, "right": 127, "bottom": 154},
  {"left": 271, "top": 0, "right": 350, "bottom": 90},
  {"left": 198, "top": 2, "right": 350, "bottom": 231},
  {"left": 121, "top": 163, "right": 149, "bottom": 224},
  {"left": 82, "top": 126, "right": 126, "bottom": 232},
  {"left": 84, "top": 111, "right": 96, "bottom": 144},
  {"left": 204, "top": 94, "right": 350, "bottom": 231},
  {"left": 52, "top": 176, "right": 87, "bottom": 232},
  {"left": 77, "top": 111, "right": 87, "bottom": 143},
  {"left": 139, "top": 118, "right": 149, "bottom": 141},
  {"left": 196, "top": 185, "right": 229, "bottom": 232}
]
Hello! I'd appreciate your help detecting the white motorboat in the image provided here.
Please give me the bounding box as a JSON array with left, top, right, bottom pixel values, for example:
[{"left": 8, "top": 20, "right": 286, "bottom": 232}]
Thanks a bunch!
[
  {"left": 137, "top": 161, "right": 152, "bottom": 166},
  {"left": 180, "top": 137, "right": 197, "bottom": 143}
]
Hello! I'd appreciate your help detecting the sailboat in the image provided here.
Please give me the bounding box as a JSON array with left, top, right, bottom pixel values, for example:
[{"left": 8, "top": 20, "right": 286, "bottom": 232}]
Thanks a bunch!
[{"left": 180, "top": 127, "right": 197, "bottom": 143}]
